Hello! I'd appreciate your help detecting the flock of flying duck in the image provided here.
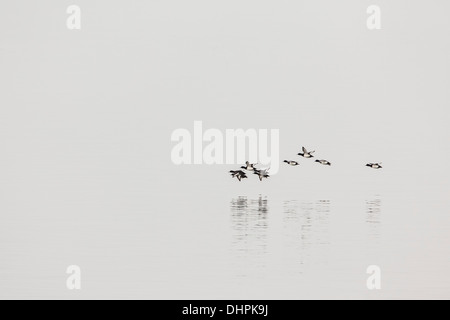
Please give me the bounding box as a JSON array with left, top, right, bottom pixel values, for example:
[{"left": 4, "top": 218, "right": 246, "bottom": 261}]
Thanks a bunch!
[{"left": 229, "top": 147, "right": 383, "bottom": 182}]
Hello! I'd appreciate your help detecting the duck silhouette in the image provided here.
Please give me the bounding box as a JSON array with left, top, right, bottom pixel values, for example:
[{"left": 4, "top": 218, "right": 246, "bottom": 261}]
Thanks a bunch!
[
  {"left": 315, "top": 159, "right": 331, "bottom": 166},
  {"left": 253, "top": 168, "right": 270, "bottom": 181},
  {"left": 298, "top": 147, "right": 315, "bottom": 158},
  {"left": 229, "top": 170, "right": 248, "bottom": 181},
  {"left": 366, "top": 163, "right": 382, "bottom": 169},
  {"left": 241, "top": 161, "right": 258, "bottom": 171}
]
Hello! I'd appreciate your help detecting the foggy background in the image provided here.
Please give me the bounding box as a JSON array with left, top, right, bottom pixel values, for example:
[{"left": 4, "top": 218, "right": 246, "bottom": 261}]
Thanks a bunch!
[{"left": 0, "top": 0, "right": 449, "bottom": 299}]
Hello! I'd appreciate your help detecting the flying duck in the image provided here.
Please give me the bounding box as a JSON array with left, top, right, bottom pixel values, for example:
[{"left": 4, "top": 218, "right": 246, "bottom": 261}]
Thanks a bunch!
[
  {"left": 366, "top": 163, "right": 382, "bottom": 169},
  {"left": 229, "top": 170, "right": 248, "bottom": 181},
  {"left": 298, "top": 147, "right": 315, "bottom": 158},
  {"left": 253, "top": 168, "right": 270, "bottom": 181},
  {"left": 241, "top": 161, "right": 258, "bottom": 171},
  {"left": 284, "top": 160, "right": 299, "bottom": 166},
  {"left": 315, "top": 159, "right": 331, "bottom": 166}
]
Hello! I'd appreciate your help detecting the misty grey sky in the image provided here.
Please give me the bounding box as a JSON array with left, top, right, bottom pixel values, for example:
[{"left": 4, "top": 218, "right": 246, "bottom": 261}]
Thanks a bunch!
[{"left": 0, "top": 1, "right": 449, "bottom": 299}]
